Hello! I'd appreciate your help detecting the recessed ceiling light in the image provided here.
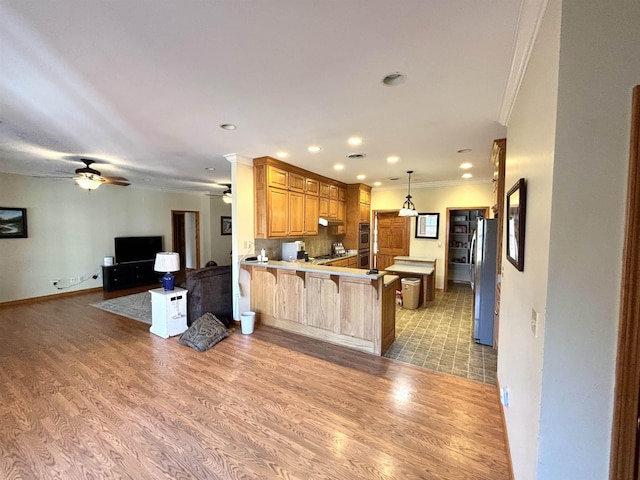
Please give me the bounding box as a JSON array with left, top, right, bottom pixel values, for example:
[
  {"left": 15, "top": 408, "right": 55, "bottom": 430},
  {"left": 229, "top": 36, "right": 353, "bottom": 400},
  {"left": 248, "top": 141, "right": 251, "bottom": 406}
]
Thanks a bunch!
[
  {"left": 205, "top": 167, "right": 216, "bottom": 171},
  {"left": 388, "top": 176, "right": 400, "bottom": 181},
  {"left": 382, "top": 72, "right": 407, "bottom": 86},
  {"left": 457, "top": 148, "right": 472, "bottom": 154},
  {"left": 387, "top": 156, "right": 399, "bottom": 163},
  {"left": 347, "top": 153, "right": 366, "bottom": 159},
  {"left": 334, "top": 164, "right": 344, "bottom": 170},
  {"left": 373, "top": 181, "right": 382, "bottom": 187},
  {"left": 460, "top": 162, "right": 472, "bottom": 169},
  {"left": 276, "top": 151, "right": 288, "bottom": 158},
  {"left": 462, "top": 173, "right": 473, "bottom": 179},
  {"left": 348, "top": 137, "right": 362, "bottom": 146},
  {"left": 219, "top": 123, "right": 236, "bottom": 130},
  {"left": 308, "top": 145, "right": 322, "bottom": 153},
  {"left": 357, "top": 174, "right": 366, "bottom": 180}
]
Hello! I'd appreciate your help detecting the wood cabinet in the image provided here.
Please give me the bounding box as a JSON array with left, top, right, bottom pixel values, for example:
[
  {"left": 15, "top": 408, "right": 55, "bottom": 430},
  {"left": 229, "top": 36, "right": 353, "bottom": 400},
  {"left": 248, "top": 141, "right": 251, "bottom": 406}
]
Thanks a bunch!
[
  {"left": 326, "top": 256, "right": 358, "bottom": 268},
  {"left": 254, "top": 157, "right": 348, "bottom": 239},
  {"left": 288, "top": 190, "right": 305, "bottom": 236},
  {"left": 102, "top": 260, "right": 156, "bottom": 292},
  {"left": 490, "top": 138, "right": 506, "bottom": 347},
  {"left": 343, "top": 183, "right": 372, "bottom": 250},
  {"left": 244, "top": 262, "right": 394, "bottom": 355}
]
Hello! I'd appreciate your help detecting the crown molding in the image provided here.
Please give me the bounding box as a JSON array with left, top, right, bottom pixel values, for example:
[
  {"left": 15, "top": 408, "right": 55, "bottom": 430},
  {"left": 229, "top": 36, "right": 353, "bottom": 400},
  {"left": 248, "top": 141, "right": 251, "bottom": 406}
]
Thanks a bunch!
[{"left": 498, "top": 0, "right": 550, "bottom": 125}]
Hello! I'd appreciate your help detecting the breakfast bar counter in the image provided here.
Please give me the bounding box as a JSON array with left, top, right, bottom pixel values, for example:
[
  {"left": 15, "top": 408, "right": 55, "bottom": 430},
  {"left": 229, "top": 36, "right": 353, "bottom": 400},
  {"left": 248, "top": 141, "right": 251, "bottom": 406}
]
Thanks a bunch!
[{"left": 240, "top": 260, "right": 398, "bottom": 355}]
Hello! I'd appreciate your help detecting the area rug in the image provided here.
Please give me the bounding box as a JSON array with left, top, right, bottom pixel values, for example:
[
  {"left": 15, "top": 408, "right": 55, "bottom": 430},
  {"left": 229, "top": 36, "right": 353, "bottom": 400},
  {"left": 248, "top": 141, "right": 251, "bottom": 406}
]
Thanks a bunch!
[{"left": 91, "top": 292, "right": 152, "bottom": 325}]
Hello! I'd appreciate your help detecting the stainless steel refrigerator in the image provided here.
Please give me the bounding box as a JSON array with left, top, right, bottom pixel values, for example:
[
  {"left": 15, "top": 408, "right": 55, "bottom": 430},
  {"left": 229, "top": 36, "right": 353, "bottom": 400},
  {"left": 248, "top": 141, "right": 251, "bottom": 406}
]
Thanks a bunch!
[{"left": 470, "top": 218, "right": 498, "bottom": 346}]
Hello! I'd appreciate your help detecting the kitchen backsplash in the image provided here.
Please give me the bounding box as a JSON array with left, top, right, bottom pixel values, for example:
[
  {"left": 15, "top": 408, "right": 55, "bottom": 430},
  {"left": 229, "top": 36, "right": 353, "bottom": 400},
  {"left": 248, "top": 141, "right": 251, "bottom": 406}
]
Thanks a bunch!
[{"left": 254, "top": 227, "right": 344, "bottom": 261}]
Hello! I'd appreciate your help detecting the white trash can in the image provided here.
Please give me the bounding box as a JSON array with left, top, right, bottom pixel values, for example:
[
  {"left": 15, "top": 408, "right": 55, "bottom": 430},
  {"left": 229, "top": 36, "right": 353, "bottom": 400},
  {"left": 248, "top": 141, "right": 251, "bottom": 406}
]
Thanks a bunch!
[{"left": 240, "top": 311, "right": 256, "bottom": 334}]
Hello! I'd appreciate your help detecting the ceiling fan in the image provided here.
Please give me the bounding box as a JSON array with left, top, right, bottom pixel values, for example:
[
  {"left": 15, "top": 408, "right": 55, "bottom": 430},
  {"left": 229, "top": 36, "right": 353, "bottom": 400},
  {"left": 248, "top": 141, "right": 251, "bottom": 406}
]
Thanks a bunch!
[
  {"left": 206, "top": 183, "right": 232, "bottom": 203},
  {"left": 73, "top": 159, "right": 130, "bottom": 190}
]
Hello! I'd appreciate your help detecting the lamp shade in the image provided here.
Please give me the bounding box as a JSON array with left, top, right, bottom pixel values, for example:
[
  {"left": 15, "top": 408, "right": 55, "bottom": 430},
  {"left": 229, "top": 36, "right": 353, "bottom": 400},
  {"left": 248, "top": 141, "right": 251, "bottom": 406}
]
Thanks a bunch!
[{"left": 154, "top": 252, "right": 180, "bottom": 272}]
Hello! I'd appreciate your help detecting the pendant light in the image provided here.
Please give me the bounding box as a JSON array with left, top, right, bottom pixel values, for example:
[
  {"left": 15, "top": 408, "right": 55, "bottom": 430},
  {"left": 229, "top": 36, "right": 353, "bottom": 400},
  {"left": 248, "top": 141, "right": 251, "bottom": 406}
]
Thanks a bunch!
[{"left": 398, "top": 170, "right": 418, "bottom": 217}]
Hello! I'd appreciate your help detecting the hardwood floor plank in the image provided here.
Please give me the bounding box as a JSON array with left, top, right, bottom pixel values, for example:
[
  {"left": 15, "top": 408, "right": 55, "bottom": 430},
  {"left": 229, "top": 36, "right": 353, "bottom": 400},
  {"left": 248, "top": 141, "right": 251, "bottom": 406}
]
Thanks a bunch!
[{"left": 0, "top": 289, "right": 510, "bottom": 479}]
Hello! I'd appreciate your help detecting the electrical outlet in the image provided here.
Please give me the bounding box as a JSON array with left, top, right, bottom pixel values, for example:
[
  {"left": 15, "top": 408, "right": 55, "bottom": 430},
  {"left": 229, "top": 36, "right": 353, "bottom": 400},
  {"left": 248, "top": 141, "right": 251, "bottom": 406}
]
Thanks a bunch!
[{"left": 531, "top": 308, "right": 538, "bottom": 336}]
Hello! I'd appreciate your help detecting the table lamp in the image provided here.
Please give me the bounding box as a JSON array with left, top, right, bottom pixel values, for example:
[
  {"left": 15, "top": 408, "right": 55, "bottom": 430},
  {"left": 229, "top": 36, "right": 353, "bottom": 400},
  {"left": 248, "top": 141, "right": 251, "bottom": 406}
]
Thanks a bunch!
[{"left": 154, "top": 252, "right": 180, "bottom": 290}]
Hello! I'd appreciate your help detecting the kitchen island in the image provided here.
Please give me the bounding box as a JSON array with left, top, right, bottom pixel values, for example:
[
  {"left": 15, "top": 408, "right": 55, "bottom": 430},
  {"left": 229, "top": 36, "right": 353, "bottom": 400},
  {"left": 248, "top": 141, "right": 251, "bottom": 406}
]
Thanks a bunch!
[{"left": 240, "top": 260, "right": 398, "bottom": 355}]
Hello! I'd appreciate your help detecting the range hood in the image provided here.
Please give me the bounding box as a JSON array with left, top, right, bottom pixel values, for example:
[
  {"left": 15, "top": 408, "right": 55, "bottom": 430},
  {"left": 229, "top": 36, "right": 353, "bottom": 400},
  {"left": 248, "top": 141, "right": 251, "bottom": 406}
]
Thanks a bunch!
[{"left": 318, "top": 217, "right": 344, "bottom": 226}]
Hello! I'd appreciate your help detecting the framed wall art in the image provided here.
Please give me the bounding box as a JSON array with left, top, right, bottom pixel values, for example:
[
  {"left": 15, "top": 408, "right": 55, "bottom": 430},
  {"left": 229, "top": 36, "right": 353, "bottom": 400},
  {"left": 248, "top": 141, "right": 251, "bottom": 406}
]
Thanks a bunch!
[
  {"left": 0, "top": 207, "right": 28, "bottom": 238},
  {"left": 415, "top": 212, "right": 440, "bottom": 239},
  {"left": 221, "top": 216, "right": 232, "bottom": 235},
  {"left": 506, "top": 178, "right": 527, "bottom": 271}
]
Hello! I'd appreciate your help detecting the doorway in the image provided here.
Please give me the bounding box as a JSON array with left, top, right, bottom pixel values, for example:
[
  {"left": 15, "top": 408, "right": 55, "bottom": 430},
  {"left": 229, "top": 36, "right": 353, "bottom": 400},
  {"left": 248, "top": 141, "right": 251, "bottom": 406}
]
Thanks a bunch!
[
  {"left": 373, "top": 210, "right": 410, "bottom": 270},
  {"left": 171, "top": 210, "right": 200, "bottom": 270}
]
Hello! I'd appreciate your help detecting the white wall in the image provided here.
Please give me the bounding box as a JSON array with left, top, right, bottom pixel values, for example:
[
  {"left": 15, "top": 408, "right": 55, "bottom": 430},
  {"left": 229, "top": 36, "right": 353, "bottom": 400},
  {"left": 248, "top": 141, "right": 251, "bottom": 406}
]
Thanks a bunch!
[
  {"left": 537, "top": 1, "right": 639, "bottom": 478},
  {"left": 371, "top": 181, "right": 494, "bottom": 288},
  {"left": 498, "top": 0, "right": 560, "bottom": 477},
  {"left": 209, "top": 196, "right": 233, "bottom": 265},
  {"left": 500, "top": 0, "right": 640, "bottom": 478},
  {"left": 0, "top": 173, "right": 210, "bottom": 302}
]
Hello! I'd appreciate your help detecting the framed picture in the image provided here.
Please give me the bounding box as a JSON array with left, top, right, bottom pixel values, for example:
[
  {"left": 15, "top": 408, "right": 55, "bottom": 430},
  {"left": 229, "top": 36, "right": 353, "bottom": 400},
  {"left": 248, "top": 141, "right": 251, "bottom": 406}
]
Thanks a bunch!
[
  {"left": 0, "top": 207, "right": 28, "bottom": 238},
  {"left": 506, "top": 178, "right": 527, "bottom": 271},
  {"left": 415, "top": 212, "right": 440, "bottom": 239},
  {"left": 221, "top": 216, "right": 232, "bottom": 235}
]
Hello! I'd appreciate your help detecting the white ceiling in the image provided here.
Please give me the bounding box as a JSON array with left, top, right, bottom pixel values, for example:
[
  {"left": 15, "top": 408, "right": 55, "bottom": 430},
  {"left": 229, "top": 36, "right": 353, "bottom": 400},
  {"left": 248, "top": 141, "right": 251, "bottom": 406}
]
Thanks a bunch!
[{"left": 0, "top": 1, "right": 533, "bottom": 194}]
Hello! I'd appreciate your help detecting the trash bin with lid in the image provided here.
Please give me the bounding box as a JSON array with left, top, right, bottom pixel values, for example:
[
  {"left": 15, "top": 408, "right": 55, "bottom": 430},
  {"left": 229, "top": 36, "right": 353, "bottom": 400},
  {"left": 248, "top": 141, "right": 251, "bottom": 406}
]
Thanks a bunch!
[{"left": 401, "top": 277, "right": 421, "bottom": 309}]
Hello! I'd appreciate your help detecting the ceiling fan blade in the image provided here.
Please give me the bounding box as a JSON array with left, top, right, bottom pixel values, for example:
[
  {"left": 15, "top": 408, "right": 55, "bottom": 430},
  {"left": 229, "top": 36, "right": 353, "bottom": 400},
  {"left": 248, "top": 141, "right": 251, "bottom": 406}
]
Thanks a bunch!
[{"left": 103, "top": 177, "right": 130, "bottom": 186}]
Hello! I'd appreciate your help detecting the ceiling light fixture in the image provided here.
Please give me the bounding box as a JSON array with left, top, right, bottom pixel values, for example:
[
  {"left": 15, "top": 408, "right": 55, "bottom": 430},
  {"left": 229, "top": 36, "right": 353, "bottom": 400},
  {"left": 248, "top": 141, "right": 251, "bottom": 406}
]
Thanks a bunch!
[
  {"left": 398, "top": 171, "right": 418, "bottom": 217},
  {"left": 220, "top": 124, "right": 236, "bottom": 130},
  {"left": 387, "top": 156, "right": 399, "bottom": 163},
  {"left": 205, "top": 167, "right": 216, "bottom": 171},
  {"left": 222, "top": 187, "right": 233, "bottom": 204},
  {"left": 457, "top": 148, "right": 472, "bottom": 154},
  {"left": 460, "top": 162, "right": 472, "bottom": 169},
  {"left": 348, "top": 137, "right": 362, "bottom": 146},
  {"left": 357, "top": 174, "right": 366, "bottom": 180},
  {"left": 373, "top": 181, "right": 382, "bottom": 187},
  {"left": 347, "top": 153, "right": 366, "bottom": 159},
  {"left": 276, "top": 151, "right": 288, "bottom": 158},
  {"left": 462, "top": 173, "right": 473, "bottom": 179},
  {"left": 334, "top": 164, "right": 344, "bottom": 170},
  {"left": 308, "top": 145, "right": 322, "bottom": 153},
  {"left": 382, "top": 72, "right": 407, "bottom": 86},
  {"left": 75, "top": 175, "right": 103, "bottom": 190}
]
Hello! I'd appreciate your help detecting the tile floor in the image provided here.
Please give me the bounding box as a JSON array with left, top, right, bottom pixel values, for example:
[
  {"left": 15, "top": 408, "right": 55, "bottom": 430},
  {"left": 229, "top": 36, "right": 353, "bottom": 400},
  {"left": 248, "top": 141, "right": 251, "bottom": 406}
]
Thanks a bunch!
[{"left": 384, "top": 282, "right": 497, "bottom": 385}]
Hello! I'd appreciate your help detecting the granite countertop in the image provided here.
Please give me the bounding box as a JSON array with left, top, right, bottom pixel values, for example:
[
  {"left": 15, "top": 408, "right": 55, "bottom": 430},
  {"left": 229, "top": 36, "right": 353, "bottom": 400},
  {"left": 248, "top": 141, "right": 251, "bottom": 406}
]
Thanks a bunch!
[{"left": 240, "top": 258, "right": 385, "bottom": 280}]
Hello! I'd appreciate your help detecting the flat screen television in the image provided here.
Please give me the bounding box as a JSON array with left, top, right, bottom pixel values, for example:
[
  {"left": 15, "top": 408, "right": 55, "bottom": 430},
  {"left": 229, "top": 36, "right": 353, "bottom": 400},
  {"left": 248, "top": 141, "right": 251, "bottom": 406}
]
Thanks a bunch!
[{"left": 114, "top": 236, "right": 163, "bottom": 264}]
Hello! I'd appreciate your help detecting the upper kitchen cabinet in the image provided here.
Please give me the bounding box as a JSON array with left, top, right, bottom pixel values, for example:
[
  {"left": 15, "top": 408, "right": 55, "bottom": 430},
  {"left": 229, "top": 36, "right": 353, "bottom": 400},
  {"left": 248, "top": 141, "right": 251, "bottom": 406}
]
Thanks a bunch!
[
  {"left": 342, "top": 184, "right": 372, "bottom": 250},
  {"left": 254, "top": 157, "right": 345, "bottom": 239}
]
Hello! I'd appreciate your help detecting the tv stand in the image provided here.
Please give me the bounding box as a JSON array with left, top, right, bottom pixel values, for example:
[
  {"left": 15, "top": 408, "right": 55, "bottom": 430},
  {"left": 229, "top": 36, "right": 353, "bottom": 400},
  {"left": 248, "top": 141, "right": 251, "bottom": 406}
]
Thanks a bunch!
[{"left": 102, "top": 260, "right": 158, "bottom": 292}]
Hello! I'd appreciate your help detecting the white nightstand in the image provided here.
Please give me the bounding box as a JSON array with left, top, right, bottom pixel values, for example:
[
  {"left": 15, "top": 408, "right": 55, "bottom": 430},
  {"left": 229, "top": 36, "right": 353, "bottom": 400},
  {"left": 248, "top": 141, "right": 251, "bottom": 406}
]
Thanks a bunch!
[{"left": 149, "top": 287, "right": 188, "bottom": 338}]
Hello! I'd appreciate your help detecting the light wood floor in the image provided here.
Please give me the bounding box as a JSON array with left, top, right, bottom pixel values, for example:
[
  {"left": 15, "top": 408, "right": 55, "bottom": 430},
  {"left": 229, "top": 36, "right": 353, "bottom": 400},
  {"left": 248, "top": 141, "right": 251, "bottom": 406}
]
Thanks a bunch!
[{"left": 0, "top": 288, "right": 511, "bottom": 479}]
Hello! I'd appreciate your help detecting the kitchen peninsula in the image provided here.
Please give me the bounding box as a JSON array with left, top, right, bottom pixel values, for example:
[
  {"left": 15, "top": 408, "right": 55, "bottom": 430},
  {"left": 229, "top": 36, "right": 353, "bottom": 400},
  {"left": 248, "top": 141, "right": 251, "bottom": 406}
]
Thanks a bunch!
[{"left": 240, "top": 260, "right": 398, "bottom": 355}]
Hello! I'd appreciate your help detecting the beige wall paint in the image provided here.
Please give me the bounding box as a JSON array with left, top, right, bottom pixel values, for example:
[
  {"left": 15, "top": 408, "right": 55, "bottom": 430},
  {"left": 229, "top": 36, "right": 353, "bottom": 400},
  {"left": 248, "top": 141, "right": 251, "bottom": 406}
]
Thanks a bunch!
[
  {"left": 371, "top": 181, "right": 493, "bottom": 289},
  {"left": 0, "top": 172, "right": 210, "bottom": 302},
  {"left": 209, "top": 196, "right": 233, "bottom": 265},
  {"left": 498, "top": 0, "right": 560, "bottom": 477},
  {"left": 500, "top": 0, "right": 640, "bottom": 478}
]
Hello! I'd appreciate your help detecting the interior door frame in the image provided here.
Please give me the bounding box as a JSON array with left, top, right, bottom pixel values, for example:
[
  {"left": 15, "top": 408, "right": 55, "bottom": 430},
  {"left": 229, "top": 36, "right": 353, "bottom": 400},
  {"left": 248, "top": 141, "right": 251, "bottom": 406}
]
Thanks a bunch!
[
  {"left": 610, "top": 85, "right": 640, "bottom": 480},
  {"left": 443, "top": 206, "right": 490, "bottom": 292},
  {"left": 171, "top": 210, "right": 201, "bottom": 270}
]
